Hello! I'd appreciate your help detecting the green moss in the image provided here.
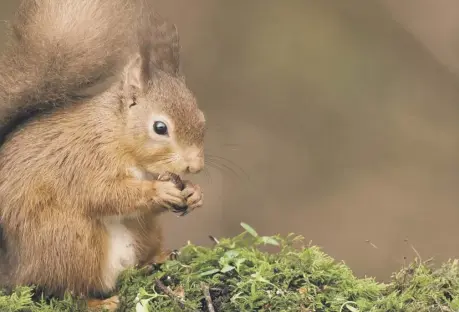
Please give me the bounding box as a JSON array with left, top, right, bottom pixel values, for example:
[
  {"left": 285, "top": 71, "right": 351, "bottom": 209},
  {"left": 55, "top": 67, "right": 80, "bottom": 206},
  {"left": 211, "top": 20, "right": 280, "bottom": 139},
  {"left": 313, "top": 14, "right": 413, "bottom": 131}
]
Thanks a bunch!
[{"left": 2, "top": 223, "right": 459, "bottom": 311}]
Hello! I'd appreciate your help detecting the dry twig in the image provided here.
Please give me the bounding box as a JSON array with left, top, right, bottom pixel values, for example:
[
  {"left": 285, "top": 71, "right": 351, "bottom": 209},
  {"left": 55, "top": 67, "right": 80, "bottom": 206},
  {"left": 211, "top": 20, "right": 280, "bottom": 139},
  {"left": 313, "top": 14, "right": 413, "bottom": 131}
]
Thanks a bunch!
[
  {"left": 201, "top": 282, "right": 215, "bottom": 312},
  {"left": 155, "top": 279, "right": 186, "bottom": 310},
  {"left": 208, "top": 235, "right": 220, "bottom": 245}
]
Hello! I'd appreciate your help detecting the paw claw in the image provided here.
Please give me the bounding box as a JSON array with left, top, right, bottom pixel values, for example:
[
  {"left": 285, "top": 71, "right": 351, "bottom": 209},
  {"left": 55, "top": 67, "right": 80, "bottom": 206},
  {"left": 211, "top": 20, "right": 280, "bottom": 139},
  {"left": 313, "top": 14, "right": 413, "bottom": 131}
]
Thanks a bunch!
[{"left": 185, "top": 183, "right": 203, "bottom": 209}]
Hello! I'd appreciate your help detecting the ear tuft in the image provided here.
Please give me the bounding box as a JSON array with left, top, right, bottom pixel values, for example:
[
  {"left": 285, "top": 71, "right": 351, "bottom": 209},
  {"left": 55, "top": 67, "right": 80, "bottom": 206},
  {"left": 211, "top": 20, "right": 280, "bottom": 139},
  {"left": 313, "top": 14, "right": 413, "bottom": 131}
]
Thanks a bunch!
[
  {"left": 136, "top": 9, "right": 181, "bottom": 77},
  {"left": 124, "top": 53, "right": 144, "bottom": 92},
  {"left": 150, "top": 21, "right": 181, "bottom": 76}
]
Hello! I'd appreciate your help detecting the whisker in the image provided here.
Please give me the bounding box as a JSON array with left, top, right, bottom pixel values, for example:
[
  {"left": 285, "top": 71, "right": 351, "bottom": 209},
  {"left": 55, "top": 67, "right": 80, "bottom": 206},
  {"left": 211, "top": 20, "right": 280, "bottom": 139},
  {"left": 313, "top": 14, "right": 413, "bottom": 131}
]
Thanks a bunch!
[
  {"left": 205, "top": 159, "right": 241, "bottom": 180},
  {"left": 150, "top": 160, "right": 173, "bottom": 166},
  {"left": 205, "top": 154, "right": 251, "bottom": 181},
  {"left": 201, "top": 167, "right": 213, "bottom": 185},
  {"left": 205, "top": 160, "right": 247, "bottom": 183},
  {"left": 200, "top": 166, "right": 224, "bottom": 203}
]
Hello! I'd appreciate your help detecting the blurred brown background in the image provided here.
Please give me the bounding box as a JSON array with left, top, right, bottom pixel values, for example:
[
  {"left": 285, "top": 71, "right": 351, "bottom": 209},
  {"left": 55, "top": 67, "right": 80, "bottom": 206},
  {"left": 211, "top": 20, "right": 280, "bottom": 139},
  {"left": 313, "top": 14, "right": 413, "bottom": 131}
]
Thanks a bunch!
[{"left": 2, "top": 1, "right": 459, "bottom": 281}]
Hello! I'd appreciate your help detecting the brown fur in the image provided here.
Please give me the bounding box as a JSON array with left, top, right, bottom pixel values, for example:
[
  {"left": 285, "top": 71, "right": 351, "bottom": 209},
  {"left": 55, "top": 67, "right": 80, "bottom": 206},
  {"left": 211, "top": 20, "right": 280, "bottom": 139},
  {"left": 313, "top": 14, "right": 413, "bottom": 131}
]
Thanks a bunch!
[
  {"left": 0, "top": 0, "right": 205, "bottom": 304},
  {"left": 124, "top": 212, "right": 165, "bottom": 267},
  {"left": 0, "top": 0, "right": 182, "bottom": 145}
]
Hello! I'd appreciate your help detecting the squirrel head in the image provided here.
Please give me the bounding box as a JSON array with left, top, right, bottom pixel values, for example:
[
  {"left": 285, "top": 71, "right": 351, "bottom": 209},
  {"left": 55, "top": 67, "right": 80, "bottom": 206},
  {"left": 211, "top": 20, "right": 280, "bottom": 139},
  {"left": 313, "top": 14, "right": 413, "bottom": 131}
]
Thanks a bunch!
[{"left": 118, "top": 53, "right": 205, "bottom": 176}]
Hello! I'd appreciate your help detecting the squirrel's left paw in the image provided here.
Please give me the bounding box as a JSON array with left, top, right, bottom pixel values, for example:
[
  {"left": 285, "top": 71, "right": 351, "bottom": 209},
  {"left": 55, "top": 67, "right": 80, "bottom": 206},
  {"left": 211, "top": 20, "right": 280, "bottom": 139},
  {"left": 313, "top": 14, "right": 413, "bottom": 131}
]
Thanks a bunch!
[{"left": 178, "top": 181, "right": 203, "bottom": 216}]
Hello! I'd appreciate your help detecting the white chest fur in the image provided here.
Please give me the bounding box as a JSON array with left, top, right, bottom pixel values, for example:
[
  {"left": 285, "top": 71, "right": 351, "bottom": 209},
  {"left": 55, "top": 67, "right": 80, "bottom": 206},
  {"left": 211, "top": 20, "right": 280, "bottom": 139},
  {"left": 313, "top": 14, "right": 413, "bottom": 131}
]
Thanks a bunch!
[
  {"left": 100, "top": 166, "right": 148, "bottom": 290},
  {"left": 101, "top": 215, "right": 137, "bottom": 290}
]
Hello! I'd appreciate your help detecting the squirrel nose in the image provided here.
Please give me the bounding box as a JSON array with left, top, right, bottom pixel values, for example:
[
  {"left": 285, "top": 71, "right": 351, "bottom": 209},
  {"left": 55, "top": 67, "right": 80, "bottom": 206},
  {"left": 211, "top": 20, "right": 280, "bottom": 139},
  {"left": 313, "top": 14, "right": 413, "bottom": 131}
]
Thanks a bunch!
[
  {"left": 183, "top": 147, "right": 204, "bottom": 174},
  {"left": 186, "top": 164, "right": 202, "bottom": 174},
  {"left": 186, "top": 158, "right": 204, "bottom": 174}
]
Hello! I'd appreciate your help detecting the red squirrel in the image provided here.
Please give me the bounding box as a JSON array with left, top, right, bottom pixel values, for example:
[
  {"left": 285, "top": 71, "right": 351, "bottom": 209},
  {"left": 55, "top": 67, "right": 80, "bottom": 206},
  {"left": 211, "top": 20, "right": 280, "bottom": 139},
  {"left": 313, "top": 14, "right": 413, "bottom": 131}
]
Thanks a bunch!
[{"left": 0, "top": 0, "right": 205, "bottom": 310}]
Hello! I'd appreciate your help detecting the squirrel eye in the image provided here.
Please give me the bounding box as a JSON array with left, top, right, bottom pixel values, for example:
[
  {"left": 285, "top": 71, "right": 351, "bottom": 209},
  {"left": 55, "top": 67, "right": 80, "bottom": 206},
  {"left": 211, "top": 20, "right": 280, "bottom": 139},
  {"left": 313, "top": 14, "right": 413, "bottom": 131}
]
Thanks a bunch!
[{"left": 153, "top": 121, "right": 168, "bottom": 136}]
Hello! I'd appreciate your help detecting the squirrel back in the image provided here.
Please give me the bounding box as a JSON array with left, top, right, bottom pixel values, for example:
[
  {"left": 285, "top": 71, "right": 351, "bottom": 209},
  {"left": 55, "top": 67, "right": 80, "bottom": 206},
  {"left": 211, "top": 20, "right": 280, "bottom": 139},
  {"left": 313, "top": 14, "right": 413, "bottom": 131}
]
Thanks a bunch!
[{"left": 0, "top": 0, "right": 181, "bottom": 146}]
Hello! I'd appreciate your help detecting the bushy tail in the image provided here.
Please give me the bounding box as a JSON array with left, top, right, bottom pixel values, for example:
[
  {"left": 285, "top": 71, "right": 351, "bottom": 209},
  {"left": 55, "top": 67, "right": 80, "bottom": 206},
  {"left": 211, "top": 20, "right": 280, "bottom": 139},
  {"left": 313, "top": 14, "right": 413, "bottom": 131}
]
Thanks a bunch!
[{"left": 0, "top": 0, "right": 179, "bottom": 145}]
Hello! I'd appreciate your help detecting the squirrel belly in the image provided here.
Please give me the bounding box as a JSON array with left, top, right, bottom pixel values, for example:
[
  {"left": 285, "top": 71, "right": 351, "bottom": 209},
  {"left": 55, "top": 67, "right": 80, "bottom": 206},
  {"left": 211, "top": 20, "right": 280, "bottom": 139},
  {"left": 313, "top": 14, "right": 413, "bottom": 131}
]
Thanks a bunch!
[{"left": 101, "top": 216, "right": 138, "bottom": 290}]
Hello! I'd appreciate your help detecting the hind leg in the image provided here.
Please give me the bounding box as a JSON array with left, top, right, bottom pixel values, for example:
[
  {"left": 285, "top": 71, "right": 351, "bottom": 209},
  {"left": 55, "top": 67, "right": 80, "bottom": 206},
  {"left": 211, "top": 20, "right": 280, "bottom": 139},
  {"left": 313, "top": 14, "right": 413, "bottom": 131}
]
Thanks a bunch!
[
  {"left": 7, "top": 213, "right": 115, "bottom": 301},
  {"left": 123, "top": 212, "right": 173, "bottom": 269}
]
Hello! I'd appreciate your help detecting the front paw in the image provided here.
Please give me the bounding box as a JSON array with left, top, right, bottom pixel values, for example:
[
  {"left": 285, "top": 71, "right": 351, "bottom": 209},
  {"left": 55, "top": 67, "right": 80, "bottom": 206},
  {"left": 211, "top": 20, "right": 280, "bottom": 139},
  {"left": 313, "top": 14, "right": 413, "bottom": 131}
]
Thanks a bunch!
[
  {"left": 178, "top": 181, "right": 203, "bottom": 216},
  {"left": 152, "top": 178, "right": 186, "bottom": 211}
]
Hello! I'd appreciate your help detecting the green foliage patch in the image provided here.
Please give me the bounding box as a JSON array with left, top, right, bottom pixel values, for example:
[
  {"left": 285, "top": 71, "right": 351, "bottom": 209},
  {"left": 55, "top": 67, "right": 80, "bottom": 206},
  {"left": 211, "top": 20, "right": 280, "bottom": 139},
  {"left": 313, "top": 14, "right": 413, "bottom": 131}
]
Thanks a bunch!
[{"left": 1, "top": 223, "right": 459, "bottom": 311}]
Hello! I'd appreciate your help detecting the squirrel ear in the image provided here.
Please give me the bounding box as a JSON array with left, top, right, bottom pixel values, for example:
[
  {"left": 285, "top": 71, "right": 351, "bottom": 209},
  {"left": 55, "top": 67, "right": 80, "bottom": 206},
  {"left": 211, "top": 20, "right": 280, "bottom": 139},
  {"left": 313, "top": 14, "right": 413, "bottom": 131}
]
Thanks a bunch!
[{"left": 124, "top": 53, "right": 146, "bottom": 93}]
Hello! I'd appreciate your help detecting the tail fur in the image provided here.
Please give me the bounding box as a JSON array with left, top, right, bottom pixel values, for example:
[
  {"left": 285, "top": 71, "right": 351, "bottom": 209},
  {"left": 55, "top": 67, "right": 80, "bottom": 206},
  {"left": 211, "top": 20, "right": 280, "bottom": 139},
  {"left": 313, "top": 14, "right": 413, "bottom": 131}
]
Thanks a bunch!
[{"left": 0, "top": 0, "right": 181, "bottom": 145}]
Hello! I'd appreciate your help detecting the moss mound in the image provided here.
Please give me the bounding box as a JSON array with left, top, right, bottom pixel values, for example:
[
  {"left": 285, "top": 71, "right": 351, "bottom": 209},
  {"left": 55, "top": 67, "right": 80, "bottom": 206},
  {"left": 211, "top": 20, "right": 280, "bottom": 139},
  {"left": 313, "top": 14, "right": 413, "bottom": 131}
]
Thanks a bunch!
[{"left": 1, "top": 223, "right": 459, "bottom": 311}]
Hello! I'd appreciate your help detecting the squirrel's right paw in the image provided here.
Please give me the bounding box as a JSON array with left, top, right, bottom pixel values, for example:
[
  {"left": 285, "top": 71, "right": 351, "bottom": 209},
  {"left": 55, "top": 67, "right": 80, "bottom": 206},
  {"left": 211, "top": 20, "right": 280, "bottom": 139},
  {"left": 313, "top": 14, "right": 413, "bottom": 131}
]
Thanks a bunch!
[{"left": 151, "top": 178, "right": 186, "bottom": 211}]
